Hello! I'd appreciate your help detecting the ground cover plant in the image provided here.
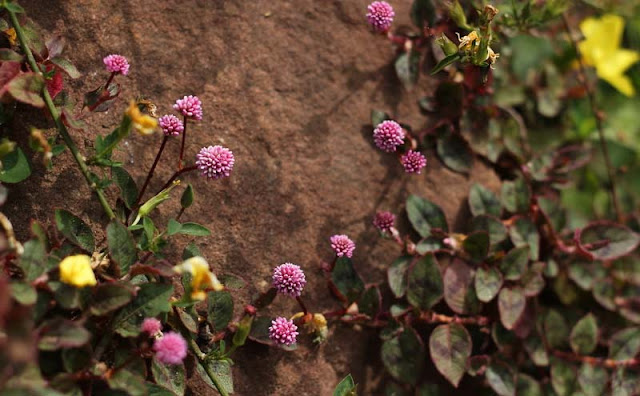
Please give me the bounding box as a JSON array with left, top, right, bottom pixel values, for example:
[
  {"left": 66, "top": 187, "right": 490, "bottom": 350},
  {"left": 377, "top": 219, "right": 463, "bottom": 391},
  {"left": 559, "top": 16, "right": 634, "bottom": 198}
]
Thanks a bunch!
[{"left": 0, "top": 0, "right": 640, "bottom": 395}]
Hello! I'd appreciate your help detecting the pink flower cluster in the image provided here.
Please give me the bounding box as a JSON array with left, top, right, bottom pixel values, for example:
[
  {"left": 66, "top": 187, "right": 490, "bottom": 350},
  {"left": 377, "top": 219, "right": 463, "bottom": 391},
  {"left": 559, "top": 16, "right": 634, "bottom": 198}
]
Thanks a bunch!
[
  {"left": 269, "top": 317, "right": 298, "bottom": 346},
  {"left": 373, "top": 120, "right": 404, "bottom": 152},
  {"left": 330, "top": 234, "right": 356, "bottom": 258},
  {"left": 272, "top": 263, "right": 306, "bottom": 297},
  {"left": 153, "top": 332, "right": 187, "bottom": 365},
  {"left": 158, "top": 114, "right": 184, "bottom": 137},
  {"left": 373, "top": 211, "right": 395, "bottom": 233},
  {"left": 174, "top": 95, "right": 203, "bottom": 121},
  {"left": 196, "top": 145, "right": 235, "bottom": 180},
  {"left": 366, "top": 1, "right": 395, "bottom": 33},
  {"left": 103, "top": 54, "right": 130, "bottom": 75},
  {"left": 141, "top": 317, "right": 162, "bottom": 335},
  {"left": 401, "top": 150, "right": 427, "bottom": 174}
]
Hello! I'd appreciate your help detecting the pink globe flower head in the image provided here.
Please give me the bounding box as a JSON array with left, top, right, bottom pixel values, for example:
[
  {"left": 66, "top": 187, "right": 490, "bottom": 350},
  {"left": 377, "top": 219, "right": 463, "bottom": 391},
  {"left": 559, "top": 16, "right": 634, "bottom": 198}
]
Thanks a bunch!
[
  {"left": 269, "top": 317, "right": 298, "bottom": 346},
  {"left": 373, "top": 211, "right": 395, "bottom": 233},
  {"left": 141, "top": 318, "right": 162, "bottom": 335},
  {"left": 330, "top": 234, "right": 356, "bottom": 258},
  {"left": 173, "top": 95, "right": 203, "bottom": 121},
  {"left": 401, "top": 150, "right": 427, "bottom": 174},
  {"left": 103, "top": 54, "right": 130, "bottom": 76},
  {"left": 367, "top": 1, "right": 395, "bottom": 33},
  {"left": 272, "top": 263, "right": 306, "bottom": 298},
  {"left": 196, "top": 145, "right": 235, "bottom": 180},
  {"left": 373, "top": 120, "right": 405, "bottom": 152},
  {"left": 158, "top": 114, "right": 184, "bottom": 137},
  {"left": 153, "top": 332, "right": 187, "bottom": 365}
]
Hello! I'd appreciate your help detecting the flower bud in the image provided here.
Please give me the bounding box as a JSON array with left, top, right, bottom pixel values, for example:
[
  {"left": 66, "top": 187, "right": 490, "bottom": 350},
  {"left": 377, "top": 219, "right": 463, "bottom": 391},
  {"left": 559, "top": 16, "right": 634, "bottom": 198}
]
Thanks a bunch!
[
  {"left": 449, "top": 1, "right": 471, "bottom": 30},
  {"left": 436, "top": 34, "right": 458, "bottom": 56}
]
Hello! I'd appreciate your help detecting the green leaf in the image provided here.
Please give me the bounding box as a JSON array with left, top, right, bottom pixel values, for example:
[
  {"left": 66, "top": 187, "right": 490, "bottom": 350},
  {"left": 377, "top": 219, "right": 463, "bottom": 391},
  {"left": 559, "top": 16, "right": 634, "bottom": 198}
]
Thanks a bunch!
[
  {"left": 112, "top": 283, "right": 173, "bottom": 337},
  {"left": 50, "top": 56, "right": 80, "bottom": 79},
  {"left": 331, "top": 257, "right": 365, "bottom": 303},
  {"left": 578, "top": 363, "right": 608, "bottom": 396},
  {"left": 4, "top": 2, "right": 25, "bottom": 13},
  {"left": 146, "top": 383, "right": 176, "bottom": 396},
  {"left": 443, "top": 259, "right": 480, "bottom": 314},
  {"left": 89, "top": 283, "right": 135, "bottom": 316},
  {"left": 112, "top": 167, "right": 138, "bottom": 209},
  {"left": 551, "top": 360, "right": 577, "bottom": 396},
  {"left": 197, "top": 360, "right": 234, "bottom": 395},
  {"left": 387, "top": 256, "right": 411, "bottom": 298},
  {"left": 436, "top": 132, "right": 473, "bottom": 174},
  {"left": 545, "top": 309, "right": 569, "bottom": 349},
  {"left": 474, "top": 266, "right": 503, "bottom": 302},
  {"left": 107, "top": 368, "right": 146, "bottom": 396},
  {"left": 151, "top": 358, "right": 185, "bottom": 396},
  {"left": 486, "top": 361, "right": 516, "bottom": 396},
  {"left": 470, "top": 215, "right": 507, "bottom": 246},
  {"left": 592, "top": 277, "right": 616, "bottom": 310},
  {"left": 395, "top": 50, "right": 421, "bottom": 89},
  {"left": 415, "top": 237, "right": 445, "bottom": 254},
  {"left": 7, "top": 72, "right": 45, "bottom": 107},
  {"left": 10, "top": 281, "right": 36, "bottom": 305},
  {"left": 371, "top": 109, "right": 390, "bottom": 127},
  {"left": 428, "top": 323, "right": 471, "bottom": 388},
  {"left": 0, "top": 147, "right": 31, "bottom": 183},
  {"left": 406, "top": 195, "right": 448, "bottom": 237},
  {"left": 182, "top": 242, "right": 201, "bottom": 260},
  {"left": 382, "top": 327, "right": 424, "bottom": 385},
  {"left": 468, "top": 183, "right": 501, "bottom": 217},
  {"left": 167, "top": 219, "right": 182, "bottom": 236},
  {"left": 18, "top": 239, "right": 46, "bottom": 282},
  {"left": 568, "top": 259, "right": 606, "bottom": 291},
  {"left": 180, "top": 184, "right": 194, "bottom": 209},
  {"left": 462, "top": 231, "right": 489, "bottom": 263},
  {"left": 407, "top": 254, "right": 443, "bottom": 310},
  {"left": 500, "top": 178, "right": 530, "bottom": 213},
  {"left": 208, "top": 291, "right": 234, "bottom": 332},
  {"left": 431, "top": 53, "right": 461, "bottom": 75},
  {"left": 498, "top": 287, "right": 525, "bottom": 330},
  {"left": 516, "top": 374, "right": 542, "bottom": 396},
  {"left": 107, "top": 220, "right": 137, "bottom": 275},
  {"left": 524, "top": 334, "right": 549, "bottom": 366},
  {"left": 178, "top": 222, "right": 210, "bottom": 236},
  {"left": 509, "top": 217, "right": 539, "bottom": 260},
  {"left": 54, "top": 210, "right": 95, "bottom": 252},
  {"left": 38, "top": 318, "right": 90, "bottom": 351},
  {"left": 609, "top": 327, "right": 640, "bottom": 360},
  {"left": 334, "top": 374, "right": 357, "bottom": 396},
  {"left": 358, "top": 286, "right": 381, "bottom": 317},
  {"left": 570, "top": 313, "right": 598, "bottom": 355},
  {"left": 611, "top": 367, "right": 640, "bottom": 396},
  {"left": 410, "top": 0, "right": 436, "bottom": 28},
  {"left": 578, "top": 222, "right": 640, "bottom": 261},
  {"left": 499, "top": 246, "right": 529, "bottom": 281}
]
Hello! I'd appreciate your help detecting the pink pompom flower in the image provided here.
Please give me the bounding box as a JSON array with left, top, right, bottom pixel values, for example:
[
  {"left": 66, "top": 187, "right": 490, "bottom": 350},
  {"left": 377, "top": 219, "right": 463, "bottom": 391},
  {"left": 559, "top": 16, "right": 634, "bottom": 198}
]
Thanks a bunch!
[
  {"left": 103, "top": 54, "right": 130, "bottom": 75},
  {"left": 272, "top": 263, "right": 306, "bottom": 298},
  {"left": 373, "top": 211, "right": 395, "bottom": 233},
  {"left": 158, "top": 114, "right": 184, "bottom": 137},
  {"left": 401, "top": 150, "right": 427, "bottom": 174},
  {"left": 153, "top": 332, "right": 187, "bottom": 365},
  {"left": 269, "top": 317, "right": 298, "bottom": 346},
  {"left": 141, "top": 318, "right": 162, "bottom": 335},
  {"left": 373, "top": 120, "right": 404, "bottom": 152},
  {"left": 196, "top": 145, "right": 235, "bottom": 180},
  {"left": 173, "top": 95, "right": 203, "bottom": 121},
  {"left": 330, "top": 234, "right": 356, "bottom": 258},
  {"left": 367, "top": 1, "right": 395, "bottom": 33}
]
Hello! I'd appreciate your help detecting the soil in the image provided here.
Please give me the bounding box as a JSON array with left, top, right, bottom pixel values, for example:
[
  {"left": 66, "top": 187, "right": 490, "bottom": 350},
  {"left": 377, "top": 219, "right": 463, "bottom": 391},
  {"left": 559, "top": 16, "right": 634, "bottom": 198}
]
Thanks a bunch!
[{"left": 5, "top": 1, "right": 500, "bottom": 395}]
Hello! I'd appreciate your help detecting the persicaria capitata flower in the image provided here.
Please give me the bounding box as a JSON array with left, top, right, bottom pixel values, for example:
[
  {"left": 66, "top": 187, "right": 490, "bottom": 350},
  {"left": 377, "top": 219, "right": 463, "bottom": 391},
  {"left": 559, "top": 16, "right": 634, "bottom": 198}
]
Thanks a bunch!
[
  {"left": 153, "top": 332, "right": 187, "bottom": 365},
  {"left": 366, "top": 1, "right": 395, "bottom": 33},
  {"left": 330, "top": 234, "right": 356, "bottom": 258},
  {"left": 196, "top": 145, "right": 235, "bottom": 180},
  {"left": 373, "top": 211, "right": 395, "bottom": 233},
  {"left": 141, "top": 318, "right": 162, "bottom": 335},
  {"left": 103, "top": 54, "right": 130, "bottom": 75},
  {"left": 401, "top": 150, "right": 427, "bottom": 174},
  {"left": 158, "top": 114, "right": 184, "bottom": 137},
  {"left": 373, "top": 120, "right": 404, "bottom": 152},
  {"left": 269, "top": 317, "right": 298, "bottom": 346},
  {"left": 173, "top": 95, "right": 203, "bottom": 121},
  {"left": 272, "top": 263, "right": 306, "bottom": 298}
]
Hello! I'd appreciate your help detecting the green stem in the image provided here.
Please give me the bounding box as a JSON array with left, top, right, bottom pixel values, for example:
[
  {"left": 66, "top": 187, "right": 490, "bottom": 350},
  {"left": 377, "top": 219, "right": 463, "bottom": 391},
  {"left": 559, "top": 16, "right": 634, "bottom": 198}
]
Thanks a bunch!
[
  {"left": 9, "top": 10, "right": 116, "bottom": 220},
  {"left": 186, "top": 337, "right": 229, "bottom": 396}
]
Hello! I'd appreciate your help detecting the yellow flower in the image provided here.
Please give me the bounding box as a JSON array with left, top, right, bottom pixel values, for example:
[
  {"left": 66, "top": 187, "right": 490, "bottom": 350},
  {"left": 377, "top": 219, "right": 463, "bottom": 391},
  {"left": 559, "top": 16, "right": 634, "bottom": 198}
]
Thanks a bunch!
[
  {"left": 174, "top": 256, "right": 223, "bottom": 301},
  {"left": 59, "top": 255, "right": 97, "bottom": 288},
  {"left": 458, "top": 31, "right": 479, "bottom": 51},
  {"left": 578, "top": 14, "right": 640, "bottom": 97},
  {"left": 126, "top": 101, "right": 158, "bottom": 135},
  {"left": 3, "top": 28, "right": 17, "bottom": 46}
]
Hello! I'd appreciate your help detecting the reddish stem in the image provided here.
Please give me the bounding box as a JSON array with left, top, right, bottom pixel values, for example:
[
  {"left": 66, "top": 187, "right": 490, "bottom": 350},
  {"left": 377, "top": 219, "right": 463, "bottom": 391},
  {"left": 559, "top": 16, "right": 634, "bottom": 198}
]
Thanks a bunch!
[
  {"left": 296, "top": 296, "right": 308, "bottom": 315},
  {"left": 104, "top": 72, "right": 116, "bottom": 91},
  {"left": 178, "top": 115, "right": 188, "bottom": 170},
  {"left": 552, "top": 349, "right": 640, "bottom": 368},
  {"left": 135, "top": 135, "right": 168, "bottom": 208},
  {"left": 156, "top": 165, "right": 197, "bottom": 195}
]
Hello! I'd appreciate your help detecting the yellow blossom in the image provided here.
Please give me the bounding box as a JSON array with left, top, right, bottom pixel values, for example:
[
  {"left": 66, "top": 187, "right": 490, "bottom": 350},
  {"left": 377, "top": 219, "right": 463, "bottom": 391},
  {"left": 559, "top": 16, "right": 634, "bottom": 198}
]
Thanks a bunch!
[
  {"left": 3, "top": 28, "right": 16, "bottom": 46},
  {"left": 578, "top": 14, "right": 640, "bottom": 97},
  {"left": 174, "top": 256, "right": 223, "bottom": 301},
  {"left": 458, "top": 31, "right": 479, "bottom": 51},
  {"left": 126, "top": 100, "right": 158, "bottom": 135},
  {"left": 59, "top": 255, "right": 97, "bottom": 288}
]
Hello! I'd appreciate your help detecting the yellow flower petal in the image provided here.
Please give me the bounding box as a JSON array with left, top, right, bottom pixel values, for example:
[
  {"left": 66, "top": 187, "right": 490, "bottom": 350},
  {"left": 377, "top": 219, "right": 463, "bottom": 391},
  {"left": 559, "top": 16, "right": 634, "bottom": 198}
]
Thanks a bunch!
[
  {"left": 126, "top": 101, "right": 157, "bottom": 136},
  {"left": 600, "top": 73, "right": 636, "bottom": 97},
  {"left": 174, "top": 256, "right": 224, "bottom": 301},
  {"left": 59, "top": 255, "right": 97, "bottom": 288}
]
